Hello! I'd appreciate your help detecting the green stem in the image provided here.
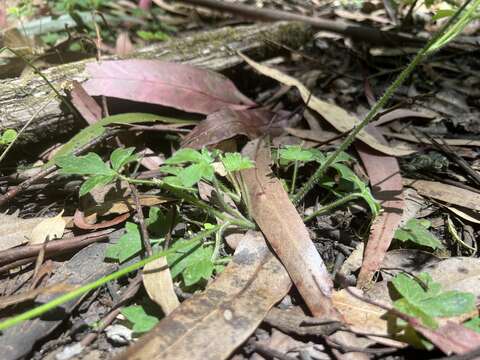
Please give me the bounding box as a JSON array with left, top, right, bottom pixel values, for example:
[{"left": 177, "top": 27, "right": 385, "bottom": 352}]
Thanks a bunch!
[
  {"left": 0, "top": 226, "right": 219, "bottom": 332},
  {"left": 303, "top": 193, "right": 362, "bottom": 223},
  {"left": 211, "top": 221, "right": 230, "bottom": 261},
  {"left": 120, "top": 175, "right": 255, "bottom": 230},
  {"left": 290, "top": 160, "right": 299, "bottom": 195},
  {"left": 212, "top": 177, "right": 248, "bottom": 222},
  {"left": 292, "top": 0, "right": 478, "bottom": 206}
]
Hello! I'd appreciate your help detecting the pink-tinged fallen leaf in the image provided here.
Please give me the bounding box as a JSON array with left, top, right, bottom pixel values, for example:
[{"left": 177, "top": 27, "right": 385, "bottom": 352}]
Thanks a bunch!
[
  {"left": 73, "top": 209, "right": 130, "bottom": 230},
  {"left": 138, "top": 0, "right": 152, "bottom": 10},
  {"left": 241, "top": 139, "right": 338, "bottom": 318},
  {"left": 181, "top": 107, "right": 288, "bottom": 149},
  {"left": 83, "top": 60, "right": 255, "bottom": 115},
  {"left": 373, "top": 108, "right": 435, "bottom": 126},
  {"left": 356, "top": 127, "right": 404, "bottom": 288},
  {"left": 117, "top": 231, "right": 291, "bottom": 360},
  {"left": 70, "top": 81, "right": 102, "bottom": 125},
  {"left": 410, "top": 321, "right": 480, "bottom": 355},
  {"left": 115, "top": 32, "right": 134, "bottom": 57},
  {"left": 137, "top": 147, "right": 164, "bottom": 170}
]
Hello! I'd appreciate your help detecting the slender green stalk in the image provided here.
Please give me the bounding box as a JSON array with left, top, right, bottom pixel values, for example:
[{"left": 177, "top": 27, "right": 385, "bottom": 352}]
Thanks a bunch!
[
  {"left": 0, "top": 95, "right": 55, "bottom": 164},
  {"left": 120, "top": 175, "right": 255, "bottom": 229},
  {"left": 290, "top": 160, "right": 299, "bottom": 195},
  {"left": 212, "top": 177, "right": 248, "bottom": 222},
  {"left": 0, "top": 226, "right": 220, "bottom": 332},
  {"left": 0, "top": 47, "right": 79, "bottom": 116},
  {"left": 303, "top": 193, "right": 362, "bottom": 223},
  {"left": 292, "top": 0, "right": 478, "bottom": 205}
]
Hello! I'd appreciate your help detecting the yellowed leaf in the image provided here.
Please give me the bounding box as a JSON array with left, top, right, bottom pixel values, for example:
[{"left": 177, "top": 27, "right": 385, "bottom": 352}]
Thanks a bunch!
[
  {"left": 29, "top": 211, "right": 66, "bottom": 245},
  {"left": 143, "top": 257, "right": 179, "bottom": 315}
]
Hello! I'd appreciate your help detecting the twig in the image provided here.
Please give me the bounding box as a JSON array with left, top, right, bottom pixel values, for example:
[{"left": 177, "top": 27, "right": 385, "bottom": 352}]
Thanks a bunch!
[
  {"left": 252, "top": 342, "right": 298, "bottom": 360},
  {"left": 176, "top": 0, "right": 423, "bottom": 47},
  {"left": 0, "top": 229, "right": 114, "bottom": 266},
  {"left": 129, "top": 184, "right": 153, "bottom": 256}
]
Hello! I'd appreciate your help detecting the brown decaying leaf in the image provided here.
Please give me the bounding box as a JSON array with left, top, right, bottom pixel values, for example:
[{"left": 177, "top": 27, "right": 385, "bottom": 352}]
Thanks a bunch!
[
  {"left": 143, "top": 257, "right": 179, "bottom": 315},
  {"left": 115, "top": 31, "right": 134, "bottom": 57},
  {"left": 0, "top": 212, "right": 46, "bottom": 251},
  {"left": 238, "top": 53, "right": 414, "bottom": 156},
  {"left": 372, "top": 108, "right": 436, "bottom": 126},
  {"left": 70, "top": 81, "right": 102, "bottom": 125},
  {"left": 73, "top": 209, "right": 130, "bottom": 230},
  {"left": 332, "top": 288, "right": 405, "bottom": 348},
  {"left": 29, "top": 211, "right": 66, "bottom": 245},
  {"left": 83, "top": 60, "right": 255, "bottom": 115},
  {"left": 181, "top": 107, "right": 288, "bottom": 149},
  {"left": 241, "top": 139, "right": 337, "bottom": 318},
  {"left": 356, "top": 127, "right": 404, "bottom": 287},
  {"left": 116, "top": 231, "right": 291, "bottom": 360},
  {"left": 404, "top": 178, "right": 480, "bottom": 212}
]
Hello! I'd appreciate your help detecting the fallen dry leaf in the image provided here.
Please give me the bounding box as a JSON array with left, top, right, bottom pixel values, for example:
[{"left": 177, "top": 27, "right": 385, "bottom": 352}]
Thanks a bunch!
[
  {"left": 29, "top": 211, "right": 66, "bottom": 245},
  {"left": 181, "top": 107, "right": 288, "bottom": 149},
  {"left": 332, "top": 288, "right": 405, "bottom": 348},
  {"left": 117, "top": 231, "right": 291, "bottom": 360},
  {"left": 142, "top": 257, "right": 179, "bottom": 315},
  {"left": 73, "top": 209, "right": 130, "bottom": 230},
  {"left": 83, "top": 60, "right": 255, "bottom": 115},
  {"left": 241, "top": 139, "right": 336, "bottom": 318},
  {"left": 238, "top": 53, "right": 414, "bottom": 156},
  {"left": 70, "top": 81, "right": 102, "bottom": 125},
  {"left": 356, "top": 127, "right": 404, "bottom": 287},
  {"left": 404, "top": 178, "right": 480, "bottom": 212},
  {"left": 115, "top": 32, "right": 134, "bottom": 57},
  {"left": 0, "top": 212, "right": 46, "bottom": 251}
]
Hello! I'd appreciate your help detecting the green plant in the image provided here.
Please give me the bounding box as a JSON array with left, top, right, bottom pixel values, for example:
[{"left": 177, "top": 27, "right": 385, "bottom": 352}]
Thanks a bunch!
[
  {"left": 394, "top": 219, "right": 443, "bottom": 250},
  {"left": 391, "top": 272, "right": 475, "bottom": 329},
  {"left": 0, "top": 130, "right": 17, "bottom": 146},
  {"left": 275, "top": 145, "right": 379, "bottom": 220},
  {"left": 121, "top": 304, "right": 159, "bottom": 334},
  {"left": 293, "top": 0, "right": 480, "bottom": 205}
]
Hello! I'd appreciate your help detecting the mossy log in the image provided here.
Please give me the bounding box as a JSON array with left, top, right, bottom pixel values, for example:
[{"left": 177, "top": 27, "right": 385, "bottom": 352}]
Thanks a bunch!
[{"left": 0, "top": 21, "right": 312, "bottom": 146}]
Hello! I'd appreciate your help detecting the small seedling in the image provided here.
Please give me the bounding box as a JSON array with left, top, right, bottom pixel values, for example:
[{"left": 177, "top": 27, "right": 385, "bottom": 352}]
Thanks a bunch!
[
  {"left": 394, "top": 219, "right": 443, "bottom": 250},
  {"left": 121, "top": 305, "right": 159, "bottom": 334},
  {"left": 391, "top": 272, "right": 475, "bottom": 329}
]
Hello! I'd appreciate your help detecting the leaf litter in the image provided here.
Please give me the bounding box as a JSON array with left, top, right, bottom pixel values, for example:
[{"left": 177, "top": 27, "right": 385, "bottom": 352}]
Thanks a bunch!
[{"left": 2, "top": 2, "right": 480, "bottom": 359}]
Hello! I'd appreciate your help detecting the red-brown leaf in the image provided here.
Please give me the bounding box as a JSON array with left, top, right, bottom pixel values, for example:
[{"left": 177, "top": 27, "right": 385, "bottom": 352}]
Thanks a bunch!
[
  {"left": 356, "top": 126, "right": 404, "bottom": 288},
  {"left": 83, "top": 60, "right": 255, "bottom": 115},
  {"left": 181, "top": 107, "right": 288, "bottom": 149},
  {"left": 241, "top": 139, "right": 338, "bottom": 318}
]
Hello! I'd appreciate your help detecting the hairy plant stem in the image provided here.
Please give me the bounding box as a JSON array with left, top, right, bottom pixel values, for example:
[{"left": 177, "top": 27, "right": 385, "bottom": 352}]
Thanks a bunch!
[
  {"left": 212, "top": 177, "right": 248, "bottom": 222},
  {"left": 0, "top": 226, "right": 220, "bottom": 331},
  {"left": 303, "top": 193, "right": 362, "bottom": 223},
  {"left": 211, "top": 221, "right": 230, "bottom": 261},
  {"left": 120, "top": 175, "right": 255, "bottom": 230},
  {"left": 292, "top": 0, "right": 478, "bottom": 206}
]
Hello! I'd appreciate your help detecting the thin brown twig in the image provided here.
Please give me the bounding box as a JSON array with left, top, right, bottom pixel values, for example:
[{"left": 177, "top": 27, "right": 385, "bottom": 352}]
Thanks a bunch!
[
  {"left": 0, "top": 229, "right": 114, "bottom": 267},
  {"left": 129, "top": 184, "right": 153, "bottom": 256}
]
